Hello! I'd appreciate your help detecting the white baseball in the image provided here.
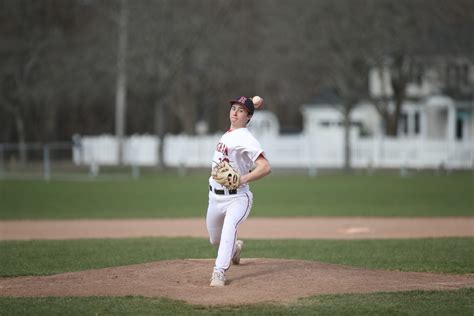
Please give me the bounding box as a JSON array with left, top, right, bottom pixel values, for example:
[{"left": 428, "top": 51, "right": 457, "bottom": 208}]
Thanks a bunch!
[{"left": 252, "top": 96, "right": 264, "bottom": 109}]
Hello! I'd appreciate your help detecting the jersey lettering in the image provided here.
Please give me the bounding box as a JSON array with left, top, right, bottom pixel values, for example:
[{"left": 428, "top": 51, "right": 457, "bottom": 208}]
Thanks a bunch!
[{"left": 216, "top": 142, "right": 228, "bottom": 155}]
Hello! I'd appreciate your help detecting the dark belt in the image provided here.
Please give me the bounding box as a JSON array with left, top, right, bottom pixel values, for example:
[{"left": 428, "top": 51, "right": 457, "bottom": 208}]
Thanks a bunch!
[{"left": 209, "top": 185, "right": 237, "bottom": 195}]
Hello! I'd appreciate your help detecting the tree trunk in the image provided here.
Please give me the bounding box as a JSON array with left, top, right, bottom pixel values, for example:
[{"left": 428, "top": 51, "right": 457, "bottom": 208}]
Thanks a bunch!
[
  {"left": 44, "top": 102, "right": 57, "bottom": 142},
  {"left": 155, "top": 101, "right": 166, "bottom": 170},
  {"left": 386, "top": 54, "right": 408, "bottom": 136},
  {"left": 115, "top": 0, "right": 128, "bottom": 165},
  {"left": 14, "top": 111, "right": 27, "bottom": 165},
  {"left": 342, "top": 104, "right": 352, "bottom": 172},
  {"left": 386, "top": 113, "right": 398, "bottom": 136}
]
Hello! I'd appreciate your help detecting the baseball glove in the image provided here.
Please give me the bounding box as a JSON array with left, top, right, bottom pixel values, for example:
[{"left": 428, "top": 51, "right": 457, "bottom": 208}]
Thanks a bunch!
[{"left": 212, "top": 161, "right": 241, "bottom": 190}]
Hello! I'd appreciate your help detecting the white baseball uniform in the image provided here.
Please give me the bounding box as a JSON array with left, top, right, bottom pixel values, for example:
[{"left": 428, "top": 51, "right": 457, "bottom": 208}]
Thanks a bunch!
[{"left": 206, "top": 127, "right": 265, "bottom": 274}]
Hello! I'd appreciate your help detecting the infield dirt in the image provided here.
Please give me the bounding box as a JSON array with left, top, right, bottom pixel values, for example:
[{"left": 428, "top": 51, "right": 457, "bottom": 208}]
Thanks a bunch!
[
  {"left": 1, "top": 258, "right": 474, "bottom": 305},
  {"left": 1, "top": 217, "right": 473, "bottom": 240}
]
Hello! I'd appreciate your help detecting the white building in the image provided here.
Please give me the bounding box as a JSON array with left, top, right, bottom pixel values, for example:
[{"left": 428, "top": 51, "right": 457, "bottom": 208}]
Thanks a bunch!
[
  {"left": 367, "top": 57, "right": 474, "bottom": 141},
  {"left": 247, "top": 111, "right": 280, "bottom": 139},
  {"left": 302, "top": 95, "right": 473, "bottom": 143},
  {"left": 303, "top": 55, "right": 474, "bottom": 143}
]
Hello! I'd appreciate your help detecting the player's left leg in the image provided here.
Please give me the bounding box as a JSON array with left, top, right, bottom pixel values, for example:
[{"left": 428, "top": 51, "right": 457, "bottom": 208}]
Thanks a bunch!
[{"left": 214, "top": 192, "right": 253, "bottom": 274}]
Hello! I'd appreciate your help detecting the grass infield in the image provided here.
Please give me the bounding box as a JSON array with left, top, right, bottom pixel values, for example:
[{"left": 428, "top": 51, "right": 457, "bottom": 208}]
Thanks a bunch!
[
  {"left": 1, "top": 237, "right": 472, "bottom": 277},
  {"left": 1, "top": 288, "right": 472, "bottom": 315},
  {"left": 0, "top": 171, "right": 472, "bottom": 219}
]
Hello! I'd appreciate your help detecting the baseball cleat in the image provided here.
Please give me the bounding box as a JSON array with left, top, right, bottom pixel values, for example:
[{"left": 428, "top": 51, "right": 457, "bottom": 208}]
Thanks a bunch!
[
  {"left": 232, "top": 240, "right": 244, "bottom": 265},
  {"left": 210, "top": 270, "right": 225, "bottom": 287}
]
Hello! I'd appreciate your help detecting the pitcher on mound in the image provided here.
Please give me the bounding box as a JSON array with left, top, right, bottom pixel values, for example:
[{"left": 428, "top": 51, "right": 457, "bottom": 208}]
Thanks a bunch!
[{"left": 207, "top": 95, "right": 271, "bottom": 287}]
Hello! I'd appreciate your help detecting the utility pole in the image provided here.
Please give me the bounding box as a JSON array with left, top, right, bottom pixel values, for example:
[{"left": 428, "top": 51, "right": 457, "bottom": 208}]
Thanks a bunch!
[{"left": 115, "top": 0, "right": 128, "bottom": 165}]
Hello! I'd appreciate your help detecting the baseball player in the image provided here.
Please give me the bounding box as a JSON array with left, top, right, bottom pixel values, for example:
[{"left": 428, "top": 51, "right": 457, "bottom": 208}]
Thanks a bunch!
[{"left": 207, "top": 95, "right": 271, "bottom": 287}]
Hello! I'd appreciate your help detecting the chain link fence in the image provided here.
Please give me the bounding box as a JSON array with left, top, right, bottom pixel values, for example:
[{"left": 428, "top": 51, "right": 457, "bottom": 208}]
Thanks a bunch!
[{"left": 0, "top": 142, "right": 141, "bottom": 181}]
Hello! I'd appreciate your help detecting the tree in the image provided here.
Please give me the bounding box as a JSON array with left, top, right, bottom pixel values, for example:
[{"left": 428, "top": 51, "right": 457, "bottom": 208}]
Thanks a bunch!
[
  {"left": 1, "top": 0, "right": 472, "bottom": 159},
  {"left": 0, "top": 1, "right": 76, "bottom": 160},
  {"left": 115, "top": 0, "right": 129, "bottom": 165},
  {"left": 301, "top": 0, "right": 371, "bottom": 171},
  {"left": 368, "top": 0, "right": 474, "bottom": 136},
  {"left": 127, "top": 0, "right": 237, "bottom": 168}
]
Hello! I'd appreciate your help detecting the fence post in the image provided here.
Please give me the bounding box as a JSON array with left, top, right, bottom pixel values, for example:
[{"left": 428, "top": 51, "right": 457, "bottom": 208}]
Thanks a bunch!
[
  {"left": 132, "top": 163, "right": 140, "bottom": 179},
  {"left": 89, "top": 160, "right": 99, "bottom": 178},
  {"left": 43, "top": 144, "right": 51, "bottom": 181},
  {"left": 305, "top": 133, "right": 317, "bottom": 177}
]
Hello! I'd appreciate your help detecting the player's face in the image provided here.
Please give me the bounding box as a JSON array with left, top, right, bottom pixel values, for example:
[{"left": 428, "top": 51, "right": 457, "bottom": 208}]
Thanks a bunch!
[{"left": 229, "top": 104, "right": 251, "bottom": 129}]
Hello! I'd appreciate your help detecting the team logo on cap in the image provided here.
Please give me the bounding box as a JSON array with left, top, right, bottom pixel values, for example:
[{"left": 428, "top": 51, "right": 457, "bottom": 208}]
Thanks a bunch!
[{"left": 238, "top": 96, "right": 248, "bottom": 103}]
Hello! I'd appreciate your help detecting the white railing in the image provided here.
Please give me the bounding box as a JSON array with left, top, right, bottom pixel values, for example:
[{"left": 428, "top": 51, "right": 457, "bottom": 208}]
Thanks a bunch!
[{"left": 72, "top": 134, "right": 473, "bottom": 170}]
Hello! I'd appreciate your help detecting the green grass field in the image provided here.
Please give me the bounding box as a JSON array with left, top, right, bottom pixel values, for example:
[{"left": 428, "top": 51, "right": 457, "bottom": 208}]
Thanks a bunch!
[
  {"left": 1, "top": 289, "right": 472, "bottom": 315},
  {"left": 0, "top": 171, "right": 472, "bottom": 218},
  {"left": 0, "top": 237, "right": 473, "bottom": 315},
  {"left": 1, "top": 237, "right": 473, "bottom": 276},
  {"left": 1, "top": 172, "right": 472, "bottom": 314}
]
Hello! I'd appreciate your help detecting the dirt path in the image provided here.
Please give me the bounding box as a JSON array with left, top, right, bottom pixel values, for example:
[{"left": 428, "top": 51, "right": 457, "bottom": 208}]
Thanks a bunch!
[
  {"left": 1, "top": 259, "right": 473, "bottom": 306},
  {"left": 1, "top": 217, "right": 473, "bottom": 240}
]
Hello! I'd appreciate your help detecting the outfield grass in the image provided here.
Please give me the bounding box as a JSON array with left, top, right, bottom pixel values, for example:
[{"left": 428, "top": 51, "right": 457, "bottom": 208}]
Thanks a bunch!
[
  {"left": 1, "top": 237, "right": 472, "bottom": 277},
  {"left": 1, "top": 288, "right": 472, "bottom": 315},
  {"left": 0, "top": 172, "right": 472, "bottom": 218},
  {"left": 1, "top": 237, "right": 472, "bottom": 314}
]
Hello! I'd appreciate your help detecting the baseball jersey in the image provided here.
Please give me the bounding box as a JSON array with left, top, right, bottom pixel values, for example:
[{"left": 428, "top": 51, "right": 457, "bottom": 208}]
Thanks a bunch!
[{"left": 209, "top": 127, "right": 264, "bottom": 190}]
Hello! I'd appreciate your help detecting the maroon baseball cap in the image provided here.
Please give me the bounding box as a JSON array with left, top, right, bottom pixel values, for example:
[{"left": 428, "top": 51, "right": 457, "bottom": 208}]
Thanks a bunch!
[{"left": 229, "top": 96, "right": 255, "bottom": 115}]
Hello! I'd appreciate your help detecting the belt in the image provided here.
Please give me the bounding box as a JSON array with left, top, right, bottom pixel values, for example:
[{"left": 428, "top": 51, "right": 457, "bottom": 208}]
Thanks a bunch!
[{"left": 209, "top": 185, "right": 237, "bottom": 195}]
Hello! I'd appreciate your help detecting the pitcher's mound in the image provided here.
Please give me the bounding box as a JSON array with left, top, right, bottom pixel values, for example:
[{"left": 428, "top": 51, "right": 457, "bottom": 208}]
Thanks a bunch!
[{"left": 1, "top": 259, "right": 473, "bottom": 306}]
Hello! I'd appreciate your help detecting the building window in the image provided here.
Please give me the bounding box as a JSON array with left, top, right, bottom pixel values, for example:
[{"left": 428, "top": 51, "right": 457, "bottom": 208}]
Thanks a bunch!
[
  {"left": 400, "top": 113, "right": 408, "bottom": 135},
  {"left": 456, "top": 117, "right": 463, "bottom": 140},
  {"left": 414, "top": 112, "right": 420, "bottom": 134}
]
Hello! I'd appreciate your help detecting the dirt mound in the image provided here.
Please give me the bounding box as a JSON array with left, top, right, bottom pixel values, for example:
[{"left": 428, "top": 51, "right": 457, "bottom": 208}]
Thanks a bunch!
[{"left": 1, "top": 259, "right": 473, "bottom": 306}]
